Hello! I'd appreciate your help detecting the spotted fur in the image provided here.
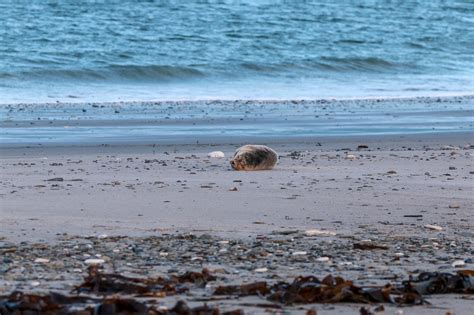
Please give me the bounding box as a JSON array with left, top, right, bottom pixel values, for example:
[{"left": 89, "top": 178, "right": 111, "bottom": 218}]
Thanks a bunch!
[{"left": 230, "top": 145, "right": 278, "bottom": 171}]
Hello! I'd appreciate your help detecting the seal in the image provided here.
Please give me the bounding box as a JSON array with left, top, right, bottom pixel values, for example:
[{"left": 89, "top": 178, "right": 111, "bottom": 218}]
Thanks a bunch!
[{"left": 230, "top": 145, "right": 278, "bottom": 171}]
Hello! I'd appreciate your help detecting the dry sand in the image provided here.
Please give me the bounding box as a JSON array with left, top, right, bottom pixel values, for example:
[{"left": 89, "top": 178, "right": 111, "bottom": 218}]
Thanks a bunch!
[{"left": 1, "top": 132, "right": 473, "bottom": 314}]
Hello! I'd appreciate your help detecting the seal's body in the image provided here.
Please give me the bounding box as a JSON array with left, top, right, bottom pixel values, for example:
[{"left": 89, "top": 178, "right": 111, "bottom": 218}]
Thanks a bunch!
[{"left": 230, "top": 145, "right": 278, "bottom": 171}]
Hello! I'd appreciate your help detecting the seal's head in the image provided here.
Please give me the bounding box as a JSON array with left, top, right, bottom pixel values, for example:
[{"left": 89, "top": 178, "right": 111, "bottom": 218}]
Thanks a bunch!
[
  {"left": 230, "top": 145, "right": 278, "bottom": 171},
  {"left": 230, "top": 155, "right": 246, "bottom": 171}
]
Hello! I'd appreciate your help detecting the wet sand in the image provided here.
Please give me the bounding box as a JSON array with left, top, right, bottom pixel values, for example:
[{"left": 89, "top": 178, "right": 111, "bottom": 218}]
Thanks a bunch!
[{"left": 1, "top": 132, "right": 473, "bottom": 314}]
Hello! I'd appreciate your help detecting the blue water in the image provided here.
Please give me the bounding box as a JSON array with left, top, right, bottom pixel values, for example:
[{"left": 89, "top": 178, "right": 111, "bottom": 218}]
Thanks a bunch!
[{"left": 1, "top": 1, "right": 473, "bottom": 104}]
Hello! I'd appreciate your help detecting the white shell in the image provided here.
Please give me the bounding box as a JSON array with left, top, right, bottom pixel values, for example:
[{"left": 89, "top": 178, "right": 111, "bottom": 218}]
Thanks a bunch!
[
  {"left": 85, "top": 258, "right": 105, "bottom": 265},
  {"left": 424, "top": 224, "right": 443, "bottom": 231},
  {"left": 304, "top": 229, "right": 336, "bottom": 236},
  {"left": 452, "top": 260, "right": 465, "bottom": 268},
  {"left": 207, "top": 151, "right": 225, "bottom": 158}
]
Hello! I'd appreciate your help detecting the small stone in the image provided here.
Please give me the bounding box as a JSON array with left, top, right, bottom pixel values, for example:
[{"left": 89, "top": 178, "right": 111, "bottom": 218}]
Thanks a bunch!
[
  {"left": 84, "top": 258, "right": 105, "bottom": 265},
  {"left": 254, "top": 267, "right": 268, "bottom": 273},
  {"left": 357, "top": 145, "right": 369, "bottom": 150},
  {"left": 424, "top": 224, "right": 443, "bottom": 231},
  {"left": 449, "top": 204, "right": 460, "bottom": 209},
  {"left": 292, "top": 251, "right": 307, "bottom": 256},
  {"left": 394, "top": 252, "right": 404, "bottom": 257},
  {"left": 386, "top": 170, "right": 397, "bottom": 175},
  {"left": 98, "top": 234, "right": 108, "bottom": 239},
  {"left": 316, "top": 257, "right": 330, "bottom": 262},
  {"left": 345, "top": 154, "right": 356, "bottom": 160},
  {"left": 207, "top": 151, "right": 225, "bottom": 158},
  {"left": 30, "top": 281, "right": 41, "bottom": 287},
  {"left": 452, "top": 260, "right": 465, "bottom": 268},
  {"left": 34, "top": 258, "right": 50, "bottom": 263},
  {"left": 229, "top": 187, "right": 238, "bottom": 191}
]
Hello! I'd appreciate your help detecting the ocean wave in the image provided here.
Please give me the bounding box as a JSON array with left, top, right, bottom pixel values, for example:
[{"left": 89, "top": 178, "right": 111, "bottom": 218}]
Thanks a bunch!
[
  {"left": 1, "top": 65, "right": 205, "bottom": 82},
  {"left": 0, "top": 57, "right": 405, "bottom": 83},
  {"left": 239, "top": 57, "right": 404, "bottom": 75},
  {"left": 318, "top": 57, "right": 396, "bottom": 72}
]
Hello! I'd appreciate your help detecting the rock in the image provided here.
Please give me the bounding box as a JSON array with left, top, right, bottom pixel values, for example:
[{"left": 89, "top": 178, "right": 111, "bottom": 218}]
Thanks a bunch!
[
  {"left": 316, "top": 257, "right": 330, "bottom": 262},
  {"left": 386, "top": 170, "right": 397, "bottom": 175},
  {"left": 424, "top": 224, "right": 443, "bottom": 231},
  {"left": 448, "top": 204, "right": 460, "bottom": 209},
  {"left": 345, "top": 154, "right": 356, "bottom": 160},
  {"left": 228, "top": 187, "right": 238, "bottom": 191},
  {"left": 84, "top": 258, "right": 105, "bottom": 265},
  {"left": 452, "top": 260, "right": 465, "bottom": 268},
  {"left": 254, "top": 267, "right": 268, "bottom": 273},
  {"left": 207, "top": 151, "right": 225, "bottom": 158},
  {"left": 34, "top": 258, "right": 50, "bottom": 263},
  {"left": 46, "top": 177, "right": 64, "bottom": 182},
  {"left": 304, "top": 229, "right": 336, "bottom": 236},
  {"left": 357, "top": 145, "right": 369, "bottom": 150},
  {"left": 292, "top": 251, "right": 307, "bottom": 256},
  {"left": 441, "top": 145, "right": 458, "bottom": 150}
]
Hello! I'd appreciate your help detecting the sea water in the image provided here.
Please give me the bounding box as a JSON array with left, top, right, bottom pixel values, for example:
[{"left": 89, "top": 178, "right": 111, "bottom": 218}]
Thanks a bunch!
[{"left": 1, "top": 0, "right": 473, "bottom": 104}]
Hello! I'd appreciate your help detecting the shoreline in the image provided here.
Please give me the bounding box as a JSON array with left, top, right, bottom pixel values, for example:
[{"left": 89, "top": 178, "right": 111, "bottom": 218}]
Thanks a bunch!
[
  {"left": 2, "top": 93, "right": 473, "bottom": 107},
  {"left": 2, "top": 95, "right": 473, "bottom": 146}
]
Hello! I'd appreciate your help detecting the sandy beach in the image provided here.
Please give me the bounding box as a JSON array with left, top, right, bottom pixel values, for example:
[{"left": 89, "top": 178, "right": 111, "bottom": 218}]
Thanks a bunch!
[{"left": 1, "top": 122, "right": 473, "bottom": 313}]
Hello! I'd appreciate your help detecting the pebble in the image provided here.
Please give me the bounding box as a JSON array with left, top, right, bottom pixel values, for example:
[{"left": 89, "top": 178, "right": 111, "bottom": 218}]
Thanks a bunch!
[
  {"left": 394, "top": 252, "right": 404, "bottom": 257},
  {"left": 316, "top": 257, "right": 330, "bottom": 262},
  {"left": 292, "top": 251, "right": 307, "bottom": 256},
  {"left": 207, "top": 151, "right": 225, "bottom": 158},
  {"left": 84, "top": 258, "right": 105, "bottom": 265},
  {"left": 452, "top": 260, "right": 465, "bottom": 268},
  {"left": 34, "top": 258, "right": 50, "bottom": 263},
  {"left": 254, "top": 267, "right": 268, "bottom": 273},
  {"left": 345, "top": 154, "right": 356, "bottom": 160},
  {"left": 448, "top": 204, "right": 460, "bottom": 209},
  {"left": 30, "top": 281, "right": 41, "bottom": 287},
  {"left": 424, "top": 224, "right": 443, "bottom": 231}
]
